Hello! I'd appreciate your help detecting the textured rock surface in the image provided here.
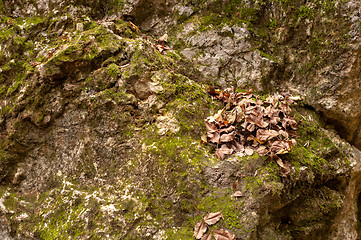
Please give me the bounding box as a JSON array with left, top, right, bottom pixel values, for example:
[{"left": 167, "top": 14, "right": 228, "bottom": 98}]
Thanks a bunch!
[
  {"left": 0, "top": 0, "right": 361, "bottom": 239},
  {"left": 122, "top": 0, "right": 361, "bottom": 149}
]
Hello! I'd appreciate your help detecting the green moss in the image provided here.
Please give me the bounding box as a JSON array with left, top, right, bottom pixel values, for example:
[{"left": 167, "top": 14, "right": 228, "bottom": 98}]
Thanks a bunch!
[
  {"left": 106, "top": 63, "right": 121, "bottom": 78},
  {"left": 197, "top": 189, "right": 244, "bottom": 229},
  {"left": 296, "top": 6, "right": 314, "bottom": 20}
]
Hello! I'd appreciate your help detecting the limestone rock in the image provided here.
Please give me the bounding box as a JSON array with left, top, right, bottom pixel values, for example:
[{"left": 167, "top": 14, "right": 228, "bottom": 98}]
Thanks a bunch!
[{"left": 1, "top": 0, "right": 361, "bottom": 239}]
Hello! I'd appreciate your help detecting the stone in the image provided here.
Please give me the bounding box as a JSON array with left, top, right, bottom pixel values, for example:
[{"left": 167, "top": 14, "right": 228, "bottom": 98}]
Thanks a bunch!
[
  {"left": 76, "top": 22, "right": 83, "bottom": 32},
  {"left": 1, "top": 0, "right": 361, "bottom": 239}
]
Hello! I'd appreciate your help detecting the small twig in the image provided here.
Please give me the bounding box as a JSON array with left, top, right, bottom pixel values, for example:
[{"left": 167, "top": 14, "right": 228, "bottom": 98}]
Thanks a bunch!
[{"left": 192, "top": 200, "right": 203, "bottom": 218}]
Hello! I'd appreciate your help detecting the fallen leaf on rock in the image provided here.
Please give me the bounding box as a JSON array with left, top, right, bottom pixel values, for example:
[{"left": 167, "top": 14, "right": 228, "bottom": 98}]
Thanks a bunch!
[
  {"left": 207, "top": 131, "right": 220, "bottom": 144},
  {"left": 194, "top": 221, "right": 208, "bottom": 239},
  {"left": 201, "top": 134, "right": 208, "bottom": 143},
  {"left": 216, "top": 145, "right": 234, "bottom": 160},
  {"left": 270, "top": 141, "right": 290, "bottom": 155},
  {"left": 220, "top": 132, "right": 235, "bottom": 142},
  {"left": 205, "top": 121, "right": 218, "bottom": 132},
  {"left": 158, "top": 33, "right": 168, "bottom": 42},
  {"left": 246, "top": 123, "right": 256, "bottom": 132},
  {"left": 233, "top": 106, "right": 244, "bottom": 123},
  {"left": 257, "top": 145, "right": 268, "bottom": 156},
  {"left": 278, "top": 130, "right": 289, "bottom": 138},
  {"left": 201, "top": 233, "right": 212, "bottom": 240},
  {"left": 276, "top": 157, "right": 291, "bottom": 177},
  {"left": 266, "top": 95, "right": 279, "bottom": 107},
  {"left": 289, "top": 139, "right": 297, "bottom": 147},
  {"left": 231, "top": 141, "right": 244, "bottom": 152},
  {"left": 280, "top": 102, "right": 291, "bottom": 115},
  {"left": 204, "top": 212, "right": 223, "bottom": 225},
  {"left": 245, "top": 108, "right": 269, "bottom": 128},
  {"left": 256, "top": 129, "right": 279, "bottom": 142},
  {"left": 233, "top": 191, "right": 243, "bottom": 197},
  {"left": 213, "top": 229, "right": 236, "bottom": 240},
  {"left": 204, "top": 87, "right": 299, "bottom": 177},
  {"left": 219, "top": 125, "right": 235, "bottom": 134}
]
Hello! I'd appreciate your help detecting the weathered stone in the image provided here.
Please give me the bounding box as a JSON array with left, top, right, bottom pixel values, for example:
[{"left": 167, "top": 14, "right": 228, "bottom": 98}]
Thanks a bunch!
[{"left": 1, "top": 0, "right": 361, "bottom": 239}]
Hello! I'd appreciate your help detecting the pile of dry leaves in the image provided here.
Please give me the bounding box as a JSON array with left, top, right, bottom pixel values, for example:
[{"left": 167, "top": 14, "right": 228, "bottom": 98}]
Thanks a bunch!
[{"left": 203, "top": 87, "right": 300, "bottom": 176}]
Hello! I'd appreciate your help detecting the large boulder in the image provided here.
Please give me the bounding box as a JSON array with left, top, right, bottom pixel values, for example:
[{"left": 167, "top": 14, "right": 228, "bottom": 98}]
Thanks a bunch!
[{"left": 0, "top": 0, "right": 361, "bottom": 239}]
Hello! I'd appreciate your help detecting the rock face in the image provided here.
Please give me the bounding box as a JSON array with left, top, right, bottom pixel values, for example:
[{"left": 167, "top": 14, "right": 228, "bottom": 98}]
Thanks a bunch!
[
  {"left": 124, "top": 0, "right": 361, "bottom": 149},
  {"left": 0, "top": 0, "right": 361, "bottom": 239}
]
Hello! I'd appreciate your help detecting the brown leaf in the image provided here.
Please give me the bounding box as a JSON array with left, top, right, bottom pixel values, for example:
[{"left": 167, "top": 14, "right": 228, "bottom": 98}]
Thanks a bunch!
[
  {"left": 213, "top": 229, "right": 236, "bottom": 240},
  {"left": 220, "top": 132, "right": 235, "bottom": 142},
  {"left": 246, "top": 123, "right": 256, "bottom": 132},
  {"left": 207, "top": 132, "right": 220, "bottom": 144},
  {"left": 194, "top": 221, "right": 208, "bottom": 239},
  {"left": 245, "top": 108, "right": 269, "bottom": 128},
  {"left": 279, "top": 102, "right": 291, "bottom": 115},
  {"left": 256, "top": 129, "right": 279, "bottom": 142},
  {"left": 289, "top": 139, "right": 297, "bottom": 147},
  {"left": 201, "top": 233, "right": 212, "bottom": 240},
  {"left": 207, "top": 109, "right": 224, "bottom": 123},
  {"left": 266, "top": 95, "right": 279, "bottom": 107},
  {"left": 278, "top": 130, "right": 289, "bottom": 139},
  {"left": 276, "top": 157, "right": 291, "bottom": 177},
  {"left": 231, "top": 140, "right": 244, "bottom": 152},
  {"left": 205, "top": 121, "right": 218, "bottom": 133},
  {"left": 233, "top": 191, "right": 243, "bottom": 197},
  {"left": 269, "top": 116, "right": 280, "bottom": 126},
  {"left": 158, "top": 33, "right": 168, "bottom": 42},
  {"left": 257, "top": 145, "right": 269, "bottom": 156},
  {"left": 219, "top": 125, "right": 235, "bottom": 134},
  {"left": 204, "top": 212, "right": 223, "bottom": 225},
  {"left": 281, "top": 117, "right": 297, "bottom": 130},
  {"left": 270, "top": 141, "right": 290, "bottom": 155},
  {"left": 201, "top": 134, "right": 208, "bottom": 143},
  {"left": 216, "top": 145, "right": 234, "bottom": 160},
  {"left": 234, "top": 106, "right": 244, "bottom": 123}
]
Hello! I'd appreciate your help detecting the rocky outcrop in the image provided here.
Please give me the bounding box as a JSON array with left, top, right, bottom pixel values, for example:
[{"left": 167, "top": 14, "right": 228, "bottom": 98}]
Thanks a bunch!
[
  {"left": 122, "top": 0, "right": 361, "bottom": 149},
  {"left": 0, "top": 0, "right": 361, "bottom": 239}
]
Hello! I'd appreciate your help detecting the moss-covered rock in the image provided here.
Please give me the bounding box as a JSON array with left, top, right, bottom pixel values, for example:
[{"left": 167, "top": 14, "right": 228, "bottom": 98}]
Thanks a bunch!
[{"left": 0, "top": 1, "right": 360, "bottom": 240}]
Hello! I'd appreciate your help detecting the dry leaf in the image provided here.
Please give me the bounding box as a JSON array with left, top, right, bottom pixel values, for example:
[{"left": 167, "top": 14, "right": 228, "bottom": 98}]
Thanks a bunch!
[
  {"left": 275, "top": 157, "right": 291, "bottom": 177},
  {"left": 280, "top": 160, "right": 292, "bottom": 177},
  {"left": 246, "top": 123, "right": 256, "bottom": 132},
  {"left": 231, "top": 141, "right": 244, "bottom": 152},
  {"left": 220, "top": 132, "right": 235, "bottom": 142},
  {"left": 207, "top": 131, "right": 220, "bottom": 144},
  {"left": 245, "top": 108, "right": 269, "bottom": 128},
  {"left": 158, "top": 33, "right": 168, "bottom": 42},
  {"left": 194, "top": 221, "right": 208, "bottom": 239},
  {"left": 205, "top": 121, "right": 218, "bottom": 132},
  {"left": 270, "top": 141, "right": 290, "bottom": 155},
  {"left": 257, "top": 145, "right": 268, "bottom": 156},
  {"left": 233, "top": 191, "right": 243, "bottom": 197},
  {"left": 213, "top": 229, "right": 236, "bottom": 240},
  {"left": 204, "top": 212, "right": 223, "bottom": 225},
  {"left": 201, "top": 233, "right": 212, "bottom": 240},
  {"left": 201, "top": 134, "right": 208, "bottom": 143},
  {"left": 278, "top": 130, "right": 289, "bottom": 138},
  {"left": 233, "top": 106, "right": 244, "bottom": 123},
  {"left": 216, "top": 145, "right": 234, "bottom": 160},
  {"left": 256, "top": 129, "right": 279, "bottom": 142}
]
